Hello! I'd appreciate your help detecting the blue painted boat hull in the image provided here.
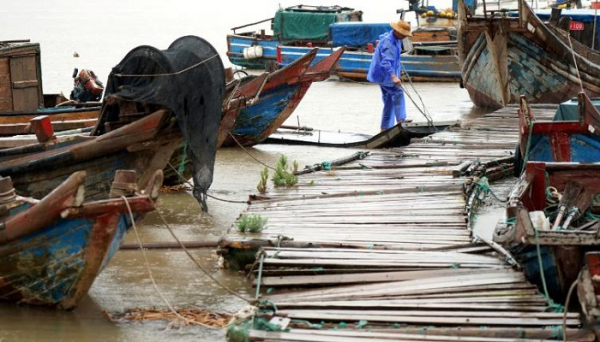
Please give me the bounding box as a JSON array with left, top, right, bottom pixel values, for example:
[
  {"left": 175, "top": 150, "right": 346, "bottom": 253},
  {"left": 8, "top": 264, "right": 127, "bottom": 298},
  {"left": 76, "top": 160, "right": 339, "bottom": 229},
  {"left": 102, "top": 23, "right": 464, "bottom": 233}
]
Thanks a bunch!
[
  {"left": 507, "top": 244, "right": 563, "bottom": 301},
  {"left": 227, "top": 35, "right": 461, "bottom": 82},
  {"left": 0, "top": 170, "right": 161, "bottom": 309},
  {"left": 221, "top": 47, "right": 339, "bottom": 147},
  {"left": 516, "top": 93, "right": 600, "bottom": 167},
  {"left": 528, "top": 134, "right": 600, "bottom": 162},
  {"left": 224, "top": 83, "right": 310, "bottom": 147},
  {"left": 0, "top": 207, "right": 133, "bottom": 307}
]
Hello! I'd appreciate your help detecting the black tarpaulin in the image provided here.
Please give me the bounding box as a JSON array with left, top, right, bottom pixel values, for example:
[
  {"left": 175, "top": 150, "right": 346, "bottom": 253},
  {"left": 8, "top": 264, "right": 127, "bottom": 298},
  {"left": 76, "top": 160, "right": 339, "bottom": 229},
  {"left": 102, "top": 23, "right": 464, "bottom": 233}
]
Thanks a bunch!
[{"left": 96, "top": 35, "right": 225, "bottom": 211}]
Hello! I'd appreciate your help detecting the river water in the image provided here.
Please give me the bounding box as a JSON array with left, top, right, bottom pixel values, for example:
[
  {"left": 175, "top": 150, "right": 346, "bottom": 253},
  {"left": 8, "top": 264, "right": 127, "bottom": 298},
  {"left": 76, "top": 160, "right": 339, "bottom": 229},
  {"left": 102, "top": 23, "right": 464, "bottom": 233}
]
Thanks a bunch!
[{"left": 1, "top": 1, "right": 490, "bottom": 341}]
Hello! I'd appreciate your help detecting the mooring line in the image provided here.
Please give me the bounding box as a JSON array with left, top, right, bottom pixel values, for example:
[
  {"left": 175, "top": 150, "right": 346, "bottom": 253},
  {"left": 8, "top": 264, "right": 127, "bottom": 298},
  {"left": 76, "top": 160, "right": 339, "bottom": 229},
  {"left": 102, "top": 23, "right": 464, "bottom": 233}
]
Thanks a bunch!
[
  {"left": 147, "top": 198, "right": 255, "bottom": 305},
  {"left": 123, "top": 195, "right": 254, "bottom": 330},
  {"left": 122, "top": 196, "right": 221, "bottom": 329},
  {"left": 227, "top": 132, "right": 277, "bottom": 171},
  {"left": 114, "top": 54, "right": 219, "bottom": 78},
  {"left": 166, "top": 163, "right": 249, "bottom": 205},
  {"left": 402, "top": 70, "right": 436, "bottom": 128}
]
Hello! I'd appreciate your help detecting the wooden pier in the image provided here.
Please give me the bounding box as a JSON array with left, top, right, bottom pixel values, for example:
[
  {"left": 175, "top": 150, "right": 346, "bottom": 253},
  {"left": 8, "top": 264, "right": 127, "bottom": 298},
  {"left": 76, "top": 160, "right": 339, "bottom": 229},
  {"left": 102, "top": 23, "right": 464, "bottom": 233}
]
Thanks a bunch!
[{"left": 220, "top": 104, "right": 596, "bottom": 341}]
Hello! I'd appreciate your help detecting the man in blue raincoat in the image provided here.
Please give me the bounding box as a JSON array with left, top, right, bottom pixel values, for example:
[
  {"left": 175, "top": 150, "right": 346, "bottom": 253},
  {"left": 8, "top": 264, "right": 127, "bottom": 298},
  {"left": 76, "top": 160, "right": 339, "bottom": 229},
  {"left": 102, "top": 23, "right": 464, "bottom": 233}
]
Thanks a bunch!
[{"left": 367, "top": 20, "right": 412, "bottom": 131}]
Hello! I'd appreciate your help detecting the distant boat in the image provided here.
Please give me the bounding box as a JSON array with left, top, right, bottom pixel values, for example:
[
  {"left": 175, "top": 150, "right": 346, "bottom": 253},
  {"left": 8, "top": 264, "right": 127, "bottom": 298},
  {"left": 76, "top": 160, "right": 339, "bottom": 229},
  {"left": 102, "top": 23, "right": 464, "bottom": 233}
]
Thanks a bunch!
[
  {"left": 0, "top": 169, "right": 162, "bottom": 309},
  {"left": 0, "top": 40, "right": 101, "bottom": 133},
  {"left": 457, "top": 0, "right": 600, "bottom": 109},
  {"left": 226, "top": 4, "right": 461, "bottom": 82}
]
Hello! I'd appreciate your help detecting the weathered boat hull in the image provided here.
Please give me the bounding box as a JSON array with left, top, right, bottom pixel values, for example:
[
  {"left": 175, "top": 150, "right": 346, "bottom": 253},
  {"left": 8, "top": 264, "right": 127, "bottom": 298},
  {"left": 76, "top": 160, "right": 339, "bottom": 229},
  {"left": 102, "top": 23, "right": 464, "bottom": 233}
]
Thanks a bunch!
[
  {"left": 514, "top": 93, "right": 600, "bottom": 176},
  {"left": 227, "top": 34, "right": 461, "bottom": 82},
  {"left": 0, "top": 109, "right": 181, "bottom": 200},
  {"left": 221, "top": 48, "right": 343, "bottom": 147},
  {"left": 457, "top": 0, "right": 600, "bottom": 109},
  {"left": 494, "top": 161, "right": 600, "bottom": 302},
  {"left": 0, "top": 170, "right": 162, "bottom": 309}
]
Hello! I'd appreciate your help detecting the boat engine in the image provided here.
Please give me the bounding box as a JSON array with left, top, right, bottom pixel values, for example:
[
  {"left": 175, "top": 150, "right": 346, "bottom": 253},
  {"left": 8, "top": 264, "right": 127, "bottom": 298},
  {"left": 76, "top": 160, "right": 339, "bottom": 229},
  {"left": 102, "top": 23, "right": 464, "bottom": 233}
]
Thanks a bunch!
[{"left": 70, "top": 68, "right": 104, "bottom": 102}]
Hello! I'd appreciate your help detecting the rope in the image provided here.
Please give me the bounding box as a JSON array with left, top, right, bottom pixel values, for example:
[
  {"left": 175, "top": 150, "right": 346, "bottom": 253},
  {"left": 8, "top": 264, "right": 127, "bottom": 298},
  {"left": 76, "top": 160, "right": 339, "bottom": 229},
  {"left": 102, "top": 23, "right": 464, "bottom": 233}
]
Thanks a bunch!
[
  {"left": 166, "top": 163, "right": 249, "bottom": 204},
  {"left": 178, "top": 143, "right": 188, "bottom": 175},
  {"left": 115, "top": 54, "right": 219, "bottom": 78},
  {"left": 533, "top": 224, "right": 564, "bottom": 313},
  {"left": 521, "top": 119, "right": 534, "bottom": 174},
  {"left": 228, "top": 132, "right": 276, "bottom": 171},
  {"left": 563, "top": 279, "right": 578, "bottom": 342},
  {"left": 122, "top": 196, "right": 221, "bottom": 329},
  {"left": 474, "top": 177, "right": 508, "bottom": 203},
  {"left": 147, "top": 198, "right": 254, "bottom": 305},
  {"left": 401, "top": 71, "right": 436, "bottom": 128},
  {"left": 254, "top": 253, "right": 265, "bottom": 300},
  {"left": 566, "top": 34, "right": 584, "bottom": 93}
]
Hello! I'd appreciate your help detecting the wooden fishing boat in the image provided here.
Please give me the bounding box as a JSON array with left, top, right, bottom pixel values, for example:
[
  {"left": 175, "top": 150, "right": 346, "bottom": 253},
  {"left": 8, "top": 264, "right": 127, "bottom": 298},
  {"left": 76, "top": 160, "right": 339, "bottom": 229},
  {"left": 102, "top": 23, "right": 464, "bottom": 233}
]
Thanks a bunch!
[
  {"left": 265, "top": 120, "right": 459, "bottom": 148},
  {"left": 0, "top": 40, "right": 103, "bottom": 136},
  {"left": 494, "top": 161, "right": 600, "bottom": 302},
  {"left": 220, "top": 47, "right": 344, "bottom": 148},
  {"left": 457, "top": 0, "right": 600, "bottom": 109},
  {"left": 226, "top": 5, "right": 461, "bottom": 82},
  {"left": 0, "top": 169, "right": 162, "bottom": 309},
  {"left": 0, "top": 40, "right": 101, "bottom": 132},
  {"left": 514, "top": 93, "right": 600, "bottom": 176},
  {"left": 0, "top": 36, "right": 224, "bottom": 212}
]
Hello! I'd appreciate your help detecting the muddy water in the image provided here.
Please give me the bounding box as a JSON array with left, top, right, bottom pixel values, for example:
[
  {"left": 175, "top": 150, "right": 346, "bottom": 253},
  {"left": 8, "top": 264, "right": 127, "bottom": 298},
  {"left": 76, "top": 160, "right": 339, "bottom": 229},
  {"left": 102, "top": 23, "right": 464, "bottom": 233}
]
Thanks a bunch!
[{"left": 0, "top": 1, "right": 494, "bottom": 340}]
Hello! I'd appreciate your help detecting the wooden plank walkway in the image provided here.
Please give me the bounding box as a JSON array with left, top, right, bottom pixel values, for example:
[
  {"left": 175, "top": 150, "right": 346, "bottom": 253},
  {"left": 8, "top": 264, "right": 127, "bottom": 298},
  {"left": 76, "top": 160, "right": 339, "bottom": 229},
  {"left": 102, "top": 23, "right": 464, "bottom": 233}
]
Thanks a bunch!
[{"left": 220, "top": 104, "right": 595, "bottom": 341}]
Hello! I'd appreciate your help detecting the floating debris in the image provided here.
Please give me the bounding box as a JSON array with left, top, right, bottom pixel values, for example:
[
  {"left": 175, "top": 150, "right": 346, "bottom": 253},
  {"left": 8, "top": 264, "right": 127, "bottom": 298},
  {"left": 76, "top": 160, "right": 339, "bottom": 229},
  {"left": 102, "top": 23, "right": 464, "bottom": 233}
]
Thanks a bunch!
[
  {"left": 160, "top": 183, "right": 193, "bottom": 192},
  {"left": 104, "top": 306, "right": 233, "bottom": 329}
]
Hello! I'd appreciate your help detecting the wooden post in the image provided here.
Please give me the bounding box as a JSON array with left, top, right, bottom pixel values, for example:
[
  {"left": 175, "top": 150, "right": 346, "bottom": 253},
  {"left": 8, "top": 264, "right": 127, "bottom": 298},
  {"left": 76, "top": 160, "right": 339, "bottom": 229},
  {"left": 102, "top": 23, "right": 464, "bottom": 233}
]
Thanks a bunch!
[
  {"left": 225, "top": 67, "right": 234, "bottom": 82},
  {"left": 109, "top": 170, "right": 138, "bottom": 198},
  {"left": 0, "top": 176, "right": 16, "bottom": 204},
  {"left": 30, "top": 115, "right": 55, "bottom": 143}
]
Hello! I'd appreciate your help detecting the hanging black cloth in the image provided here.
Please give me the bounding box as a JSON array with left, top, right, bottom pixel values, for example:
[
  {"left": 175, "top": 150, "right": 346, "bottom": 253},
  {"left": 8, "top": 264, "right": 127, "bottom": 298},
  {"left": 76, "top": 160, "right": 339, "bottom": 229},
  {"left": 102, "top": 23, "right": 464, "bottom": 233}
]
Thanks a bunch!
[{"left": 95, "top": 35, "right": 225, "bottom": 211}]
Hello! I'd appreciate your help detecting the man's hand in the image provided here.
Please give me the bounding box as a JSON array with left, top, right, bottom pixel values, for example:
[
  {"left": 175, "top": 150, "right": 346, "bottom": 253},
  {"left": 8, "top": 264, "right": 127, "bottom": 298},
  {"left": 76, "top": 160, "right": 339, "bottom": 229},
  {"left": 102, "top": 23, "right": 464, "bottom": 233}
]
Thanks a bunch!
[{"left": 391, "top": 74, "right": 401, "bottom": 85}]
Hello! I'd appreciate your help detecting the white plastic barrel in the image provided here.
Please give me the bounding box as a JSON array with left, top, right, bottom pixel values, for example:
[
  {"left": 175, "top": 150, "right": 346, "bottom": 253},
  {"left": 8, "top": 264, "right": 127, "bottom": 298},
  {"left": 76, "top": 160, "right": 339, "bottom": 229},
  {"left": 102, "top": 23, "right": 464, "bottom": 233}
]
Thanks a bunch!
[{"left": 243, "top": 46, "right": 263, "bottom": 59}]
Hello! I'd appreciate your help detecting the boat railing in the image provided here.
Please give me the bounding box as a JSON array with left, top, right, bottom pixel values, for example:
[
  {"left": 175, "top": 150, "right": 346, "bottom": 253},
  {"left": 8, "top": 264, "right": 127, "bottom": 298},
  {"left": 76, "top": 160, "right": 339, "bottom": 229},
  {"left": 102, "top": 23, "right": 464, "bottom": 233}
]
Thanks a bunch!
[
  {"left": 231, "top": 17, "right": 273, "bottom": 35},
  {"left": 411, "top": 40, "right": 457, "bottom": 46},
  {"left": 478, "top": 0, "right": 540, "bottom": 18}
]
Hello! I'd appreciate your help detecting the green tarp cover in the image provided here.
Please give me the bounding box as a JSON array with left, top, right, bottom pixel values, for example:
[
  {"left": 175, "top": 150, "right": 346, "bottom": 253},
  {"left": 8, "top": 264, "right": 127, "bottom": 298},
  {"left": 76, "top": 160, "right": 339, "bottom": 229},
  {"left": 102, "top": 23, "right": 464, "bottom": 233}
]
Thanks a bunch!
[{"left": 273, "top": 10, "right": 339, "bottom": 42}]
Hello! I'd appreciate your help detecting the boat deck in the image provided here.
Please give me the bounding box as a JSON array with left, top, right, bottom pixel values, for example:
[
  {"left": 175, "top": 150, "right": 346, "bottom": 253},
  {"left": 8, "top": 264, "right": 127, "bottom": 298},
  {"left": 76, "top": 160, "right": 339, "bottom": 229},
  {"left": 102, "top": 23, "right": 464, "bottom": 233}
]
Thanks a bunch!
[{"left": 220, "top": 104, "right": 595, "bottom": 340}]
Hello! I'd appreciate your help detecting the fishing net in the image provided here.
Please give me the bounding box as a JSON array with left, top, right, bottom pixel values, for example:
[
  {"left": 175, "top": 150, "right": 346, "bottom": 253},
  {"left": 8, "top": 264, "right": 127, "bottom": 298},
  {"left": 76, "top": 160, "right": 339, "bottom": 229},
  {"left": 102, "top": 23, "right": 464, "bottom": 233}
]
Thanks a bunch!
[{"left": 95, "top": 35, "right": 225, "bottom": 211}]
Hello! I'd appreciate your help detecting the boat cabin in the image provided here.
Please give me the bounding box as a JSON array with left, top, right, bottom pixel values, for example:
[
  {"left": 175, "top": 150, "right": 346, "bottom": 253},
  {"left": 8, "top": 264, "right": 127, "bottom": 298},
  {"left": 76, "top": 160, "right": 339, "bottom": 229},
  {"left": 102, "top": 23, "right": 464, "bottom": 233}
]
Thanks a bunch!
[{"left": 0, "top": 40, "right": 44, "bottom": 112}]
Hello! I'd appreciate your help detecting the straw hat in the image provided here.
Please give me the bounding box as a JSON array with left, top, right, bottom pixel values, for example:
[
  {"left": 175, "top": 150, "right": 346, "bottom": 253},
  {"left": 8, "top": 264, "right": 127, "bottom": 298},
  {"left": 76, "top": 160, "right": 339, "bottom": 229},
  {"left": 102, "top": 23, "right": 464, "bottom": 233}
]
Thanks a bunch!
[{"left": 390, "top": 20, "right": 412, "bottom": 37}]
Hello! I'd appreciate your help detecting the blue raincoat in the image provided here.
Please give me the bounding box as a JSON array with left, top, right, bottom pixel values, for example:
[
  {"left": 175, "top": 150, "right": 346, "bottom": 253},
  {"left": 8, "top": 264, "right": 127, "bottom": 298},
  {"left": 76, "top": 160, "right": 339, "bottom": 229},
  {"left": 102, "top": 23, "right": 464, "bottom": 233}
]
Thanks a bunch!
[{"left": 367, "top": 30, "right": 406, "bottom": 130}]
